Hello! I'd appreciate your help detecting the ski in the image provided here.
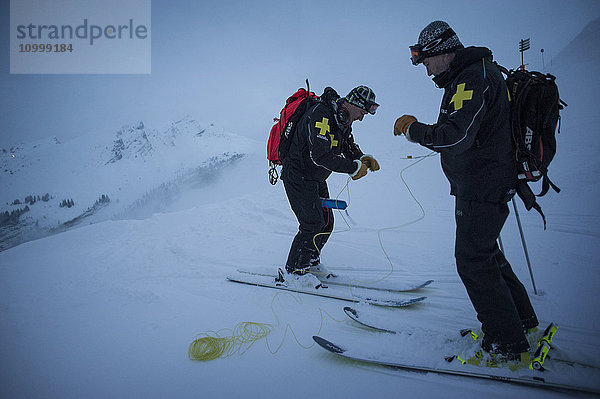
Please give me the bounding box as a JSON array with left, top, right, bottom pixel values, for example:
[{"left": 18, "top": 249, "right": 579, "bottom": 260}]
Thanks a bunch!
[
  {"left": 227, "top": 272, "right": 426, "bottom": 308},
  {"left": 456, "top": 324, "right": 600, "bottom": 371},
  {"left": 312, "top": 336, "right": 600, "bottom": 395},
  {"left": 344, "top": 306, "right": 399, "bottom": 334},
  {"left": 236, "top": 268, "right": 433, "bottom": 293},
  {"left": 344, "top": 309, "right": 598, "bottom": 370}
]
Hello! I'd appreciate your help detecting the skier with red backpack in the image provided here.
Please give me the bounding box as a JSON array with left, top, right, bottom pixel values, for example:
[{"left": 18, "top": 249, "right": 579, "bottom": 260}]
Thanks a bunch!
[{"left": 270, "top": 85, "right": 380, "bottom": 275}]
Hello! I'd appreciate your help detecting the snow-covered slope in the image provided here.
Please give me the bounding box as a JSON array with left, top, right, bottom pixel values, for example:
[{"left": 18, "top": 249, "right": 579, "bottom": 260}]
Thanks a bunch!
[
  {"left": 1, "top": 19, "right": 600, "bottom": 399},
  {"left": 0, "top": 116, "right": 253, "bottom": 251}
]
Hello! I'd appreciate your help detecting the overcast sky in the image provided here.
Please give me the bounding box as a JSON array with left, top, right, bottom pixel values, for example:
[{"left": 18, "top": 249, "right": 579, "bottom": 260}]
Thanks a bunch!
[{"left": 1, "top": 0, "right": 599, "bottom": 147}]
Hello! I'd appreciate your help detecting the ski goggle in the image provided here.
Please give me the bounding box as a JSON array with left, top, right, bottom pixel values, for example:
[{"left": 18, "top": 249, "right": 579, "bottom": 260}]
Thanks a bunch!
[
  {"left": 410, "top": 44, "right": 425, "bottom": 66},
  {"left": 409, "top": 28, "right": 457, "bottom": 66},
  {"left": 366, "top": 102, "right": 379, "bottom": 115},
  {"left": 348, "top": 98, "right": 379, "bottom": 114}
]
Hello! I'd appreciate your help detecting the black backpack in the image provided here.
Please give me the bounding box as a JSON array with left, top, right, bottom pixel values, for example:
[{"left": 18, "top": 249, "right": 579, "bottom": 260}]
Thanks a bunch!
[{"left": 497, "top": 63, "right": 567, "bottom": 228}]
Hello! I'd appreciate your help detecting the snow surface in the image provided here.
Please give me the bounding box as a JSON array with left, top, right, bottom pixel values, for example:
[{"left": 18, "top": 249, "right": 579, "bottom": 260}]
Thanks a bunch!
[{"left": 1, "top": 18, "right": 600, "bottom": 399}]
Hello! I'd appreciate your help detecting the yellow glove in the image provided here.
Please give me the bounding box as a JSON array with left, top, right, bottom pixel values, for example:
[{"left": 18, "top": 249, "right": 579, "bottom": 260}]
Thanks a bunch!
[
  {"left": 351, "top": 162, "right": 368, "bottom": 181},
  {"left": 394, "top": 115, "right": 417, "bottom": 136},
  {"left": 361, "top": 155, "right": 380, "bottom": 171}
]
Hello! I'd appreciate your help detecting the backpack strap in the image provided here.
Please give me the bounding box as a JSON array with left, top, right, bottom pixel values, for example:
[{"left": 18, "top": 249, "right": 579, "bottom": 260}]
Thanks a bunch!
[
  {"left": 268, "top": 161, "right": 279, "bottom": 185},
  {"left": 538, "top": 174, "right": 561, "bottom": 197},
  {"left": 517, "top": 180, "right": 547, "bottom": 229}
]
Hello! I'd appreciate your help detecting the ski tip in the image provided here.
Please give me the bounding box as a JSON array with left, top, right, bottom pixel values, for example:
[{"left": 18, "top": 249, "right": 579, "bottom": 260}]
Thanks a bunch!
[
  {"left": 313, "top": 336, "right": 345, "bottom": 354},
  {"left": 343, "top": 307, "right": 398, "bottom": 334},
  {"left": 226, "top": 275, "right": 249, "bottom": 283},
  {"left": 423, "top": 280, "right": 434, "bottom": 287},
  {"left": 343, "top": 306, "right": 357, "bottom": 316},
  {"left": 398, "top": 296, "right": 427, "bottom": 306},
  {"left": 364, "top": 295, "right": 427, "bottom": 307}
]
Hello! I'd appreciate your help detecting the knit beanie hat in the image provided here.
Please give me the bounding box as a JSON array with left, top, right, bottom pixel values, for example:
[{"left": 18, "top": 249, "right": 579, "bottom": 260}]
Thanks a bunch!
[
  {"left": 345, "top": 86, "right": 379, "bottom": 114},
  {"left": 410, "top": 21, "right": 463, "bottom": 65}
]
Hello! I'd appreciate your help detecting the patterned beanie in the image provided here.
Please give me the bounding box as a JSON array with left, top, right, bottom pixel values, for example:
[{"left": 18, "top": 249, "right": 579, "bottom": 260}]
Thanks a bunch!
[
  {"left": 412, "top": 21, "right": 463, "bottom": 64},
  {"left": 345, "top": 86, "right": 379, "bottom": 114}
]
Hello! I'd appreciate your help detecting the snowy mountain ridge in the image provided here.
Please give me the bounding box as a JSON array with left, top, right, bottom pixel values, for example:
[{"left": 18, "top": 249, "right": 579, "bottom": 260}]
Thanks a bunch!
[{"left": 0, "top": 116, "right": 255, "bottom": 251}]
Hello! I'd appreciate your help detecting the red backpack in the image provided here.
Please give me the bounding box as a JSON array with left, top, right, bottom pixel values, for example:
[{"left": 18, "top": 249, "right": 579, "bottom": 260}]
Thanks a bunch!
[{"left": 267, "top": 81, "right": 318, "bottom": 184}]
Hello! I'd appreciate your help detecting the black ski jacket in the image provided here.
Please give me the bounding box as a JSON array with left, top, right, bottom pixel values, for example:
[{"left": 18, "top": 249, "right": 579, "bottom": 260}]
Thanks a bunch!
[
  {"left": 282, "top": 88, "right": 363, "bottom": 182},
  {"left": 407, "top": 46, "right": 517, "bottom": 203}
]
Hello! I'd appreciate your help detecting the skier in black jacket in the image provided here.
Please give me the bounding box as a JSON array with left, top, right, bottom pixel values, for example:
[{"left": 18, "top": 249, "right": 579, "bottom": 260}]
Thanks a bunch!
[
  {"left": 394, "top": 21, "right": 538, "bottom": 360},
  {"left": 281, "top": 86, "right": 380, "bottom": 275}
]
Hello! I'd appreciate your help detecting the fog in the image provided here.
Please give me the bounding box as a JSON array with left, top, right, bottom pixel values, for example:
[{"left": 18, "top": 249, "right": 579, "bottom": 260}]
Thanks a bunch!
[{"left": 1, "top": 0, "right": 599, "bottom": 147}]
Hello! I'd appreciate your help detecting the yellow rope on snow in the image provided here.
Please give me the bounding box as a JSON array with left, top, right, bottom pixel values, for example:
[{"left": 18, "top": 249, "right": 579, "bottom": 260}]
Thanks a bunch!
[{"left": 188, "top": 322, "right": 274, "bottom": 361}]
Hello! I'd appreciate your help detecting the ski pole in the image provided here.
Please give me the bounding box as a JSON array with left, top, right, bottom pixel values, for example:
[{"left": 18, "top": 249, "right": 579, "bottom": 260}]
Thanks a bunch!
[{"left": 512, "top": 198, "right": 538, "bottom": 295}]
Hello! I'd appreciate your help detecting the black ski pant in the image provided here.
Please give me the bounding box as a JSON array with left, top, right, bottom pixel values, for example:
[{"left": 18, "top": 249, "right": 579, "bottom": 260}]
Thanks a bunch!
[
  {"left": 454, "top": 198, "right": 538, "bottom": 352},
  {"left": 282, "top": 174, "right": 333, "bottom": 270}
]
